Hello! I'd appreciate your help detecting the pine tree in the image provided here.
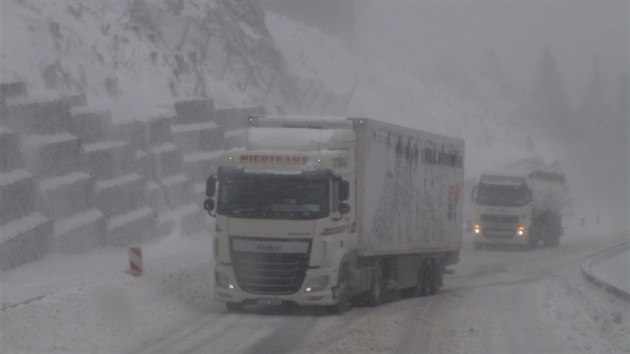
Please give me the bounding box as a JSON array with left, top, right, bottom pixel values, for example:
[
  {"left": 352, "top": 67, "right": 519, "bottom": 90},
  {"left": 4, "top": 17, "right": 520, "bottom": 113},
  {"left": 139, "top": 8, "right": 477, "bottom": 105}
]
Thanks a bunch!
[{"left": 529, "top": 46, "right": 573, "bottom": 143}]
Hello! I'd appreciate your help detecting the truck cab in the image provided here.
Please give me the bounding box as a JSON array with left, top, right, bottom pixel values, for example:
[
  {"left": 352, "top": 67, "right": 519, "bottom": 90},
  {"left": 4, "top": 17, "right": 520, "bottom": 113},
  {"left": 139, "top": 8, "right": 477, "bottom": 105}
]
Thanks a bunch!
[
  {"left": 204, "top": 116, "right": 359, "bottom": 311},
  {"left": 471, "top": 170, "right": 566, "bottom": 249},
  {"left": 471, "top": 173, "right": 534, "bottom": 248}
]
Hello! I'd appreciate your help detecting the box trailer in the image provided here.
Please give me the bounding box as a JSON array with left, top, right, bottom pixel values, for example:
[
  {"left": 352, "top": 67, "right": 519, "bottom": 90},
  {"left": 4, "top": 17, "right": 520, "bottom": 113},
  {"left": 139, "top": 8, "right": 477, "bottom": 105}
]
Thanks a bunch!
[{"left": 203, "top": 116, "right": 464, "bottom": 313}]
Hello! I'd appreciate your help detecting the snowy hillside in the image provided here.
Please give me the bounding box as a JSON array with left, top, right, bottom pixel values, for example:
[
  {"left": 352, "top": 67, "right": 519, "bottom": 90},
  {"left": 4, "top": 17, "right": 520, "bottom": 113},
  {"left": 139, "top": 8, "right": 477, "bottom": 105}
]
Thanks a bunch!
[
  {"left": 1, "top": 0, "right": 282, "bottom": 112},
  {"left": 266, "top": 13, "right": 540, "bottom": 179},
  {"left": 1, "top": 0, "right": 542, "bottom": 179}
]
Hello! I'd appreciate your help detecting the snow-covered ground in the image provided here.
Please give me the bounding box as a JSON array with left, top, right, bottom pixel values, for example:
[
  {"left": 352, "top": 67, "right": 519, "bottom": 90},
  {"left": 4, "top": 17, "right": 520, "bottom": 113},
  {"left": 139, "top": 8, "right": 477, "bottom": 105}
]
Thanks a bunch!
[
  {"left": 1, "top": 226, "right": 627, "bottom": 353},
  {"left": 0, "top": 228, "right": 217, "bottom": 353},
  {"left": 586, "top": 244, "right": 629, "bottom": 295}
]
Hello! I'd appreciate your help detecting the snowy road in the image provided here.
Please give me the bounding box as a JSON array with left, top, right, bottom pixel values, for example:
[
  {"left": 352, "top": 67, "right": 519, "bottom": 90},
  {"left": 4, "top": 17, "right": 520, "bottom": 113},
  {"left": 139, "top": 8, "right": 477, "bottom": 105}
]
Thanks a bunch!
[
  {"left": 2, "top": 228, "right": 628, "bottom": 353},
  {"left": 136, "top": 229, "right": 629, "bottom": 354}
]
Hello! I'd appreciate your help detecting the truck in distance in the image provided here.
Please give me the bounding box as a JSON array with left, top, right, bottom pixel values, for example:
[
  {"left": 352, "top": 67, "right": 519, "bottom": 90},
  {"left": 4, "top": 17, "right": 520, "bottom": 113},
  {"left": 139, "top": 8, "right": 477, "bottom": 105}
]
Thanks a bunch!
[
  {"left": 471, "top": 170, "right": 567, "bottom": 249},
  {"left": 203, "top": 115, "right": 464, "bottom": 313}
]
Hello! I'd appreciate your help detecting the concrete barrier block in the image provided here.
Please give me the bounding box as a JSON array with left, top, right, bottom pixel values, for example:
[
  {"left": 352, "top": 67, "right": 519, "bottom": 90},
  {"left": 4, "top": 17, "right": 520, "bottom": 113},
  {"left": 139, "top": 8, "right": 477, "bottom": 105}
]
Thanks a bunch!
[
  {"left": 70, "top": 107, "right": 113, "bottom": 143},
  {"left": 22, "top": 133, "right": 82, "bottom": 177},
  {"left": 5, "top": 98, "right": 73, "bottom": 134},
  {"left": 113, "top": 121, "right": 150, "bottom": 151},
  {"left": 53, "top": 208, "right": 106, "bottom": 253},
  {"left": 150, "top": 143, "right": 183, "bottom": 181},
  {"left": 145, "top": 181, "right": 167, "bottom": 212},
  {"left": 171, "top": 121, "right": 224, "bottom": 153},
  {"left": 175, "top": 99, "right": 214, "bottom": 124},
  {"left": 106, "top": 206, "right": 157, "bottom": 247},
  {"left": 182, "top": 150, "right": 223, "bottom": 183},
  {"left": 162, "top": 173, "right": 193, "bottom": 208},
  {"left": 0, "top": 170, "right": 37, "bottom": 224},
  {"left": 172, "top": 203, "right": 208, "bottom": 236},
  {"left": 0, "top": 212, "right": 52, "bottom": 271},
  {"left": 38, "top": 171, "right": 95, "bottom": 221},
  {"left": 0, "top": 128, "right": 23, "bottom": 173},
  {"left": 82, "top": 140, "right": 135, "bottom": 180},
  {"left": 146, "top": 116, "right": 174, "bottom": 147},
  {"left": 95, "top": 173, "right": 145, "bottom": 216}
]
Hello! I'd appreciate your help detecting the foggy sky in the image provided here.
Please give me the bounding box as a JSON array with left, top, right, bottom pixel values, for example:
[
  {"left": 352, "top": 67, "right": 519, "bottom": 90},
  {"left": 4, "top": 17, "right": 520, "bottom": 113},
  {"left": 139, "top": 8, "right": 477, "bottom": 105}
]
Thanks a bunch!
[
  {"left": 262, "top": 1, "right": 629, "bottom": 230},
  {"left": 356, "top": 1, "right": 627, "bottom": 98}
]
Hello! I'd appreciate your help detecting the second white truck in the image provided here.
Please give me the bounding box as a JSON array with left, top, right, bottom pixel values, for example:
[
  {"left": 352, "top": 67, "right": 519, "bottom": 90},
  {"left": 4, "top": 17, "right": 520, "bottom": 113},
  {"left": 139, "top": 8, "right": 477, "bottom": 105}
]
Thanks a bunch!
[
  {"left": 203, "top": 116, "right": 464, "bottom": 313},
  {"left": 471, "top": 169, "right": 567, "bottom": 249}
]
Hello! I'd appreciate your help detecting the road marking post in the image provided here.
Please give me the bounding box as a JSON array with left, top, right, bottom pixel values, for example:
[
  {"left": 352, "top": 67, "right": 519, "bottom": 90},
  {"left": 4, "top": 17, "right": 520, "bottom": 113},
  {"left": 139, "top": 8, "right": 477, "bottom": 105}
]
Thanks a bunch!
[{"left": 128, "top": 246, "right": 143, "bottom": 276}]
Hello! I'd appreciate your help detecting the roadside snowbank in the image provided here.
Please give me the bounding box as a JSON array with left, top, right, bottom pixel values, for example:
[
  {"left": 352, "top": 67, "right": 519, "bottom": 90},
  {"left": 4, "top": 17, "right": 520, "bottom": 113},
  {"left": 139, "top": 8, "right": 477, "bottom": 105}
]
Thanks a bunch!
[{"left": 0, "top": 231, "right": 216, "bottom": 353}]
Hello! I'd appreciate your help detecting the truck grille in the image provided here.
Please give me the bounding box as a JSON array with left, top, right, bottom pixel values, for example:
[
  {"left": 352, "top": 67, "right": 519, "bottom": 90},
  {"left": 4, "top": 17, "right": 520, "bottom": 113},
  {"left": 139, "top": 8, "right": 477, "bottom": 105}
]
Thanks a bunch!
[
  {"left": 482, "top": 226, "right": 518, "bottom": 238},
  {"left": 481, "top": 214, "right": 519, "bottom": 224},
  {"left": 230, "top": 239, "right": 311, "bottom": 295}
]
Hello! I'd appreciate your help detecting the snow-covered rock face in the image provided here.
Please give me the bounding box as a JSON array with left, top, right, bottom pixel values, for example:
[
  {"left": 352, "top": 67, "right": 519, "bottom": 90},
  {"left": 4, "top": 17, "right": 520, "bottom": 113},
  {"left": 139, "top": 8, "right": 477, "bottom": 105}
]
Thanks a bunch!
[
  {"left": 2, "top": 0, "right": 536, "bottom": 177},
  {"left": 1, "top": 0, "right": 286, "bottom": 109},
  {"left": 264, "top": 12, "right": 538, "bottom": 180}
]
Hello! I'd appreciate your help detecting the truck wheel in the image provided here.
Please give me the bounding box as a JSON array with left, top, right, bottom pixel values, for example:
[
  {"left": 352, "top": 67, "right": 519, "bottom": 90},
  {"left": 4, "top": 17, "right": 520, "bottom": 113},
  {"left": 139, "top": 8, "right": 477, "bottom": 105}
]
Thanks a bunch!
[
  {"left": 527, "top": 232, "right": 539, "bottom": 249},
  {"left": 545, "top": 235, "right": 560, "bottom": 247},
  {"left": 225, "top": 302, "right": 244, "bottom": 312},
  {"left": 426, "top": 261, "right": 439, "bottom": 296},
  {"left": 366, "top": 264, "right": 383, "bottom": 307},
  {"left": 329, "top": 271, "right": 351, "bottom": 314},
  {"left": 414, "top": 265, "right": 427, "bottom": 297}
]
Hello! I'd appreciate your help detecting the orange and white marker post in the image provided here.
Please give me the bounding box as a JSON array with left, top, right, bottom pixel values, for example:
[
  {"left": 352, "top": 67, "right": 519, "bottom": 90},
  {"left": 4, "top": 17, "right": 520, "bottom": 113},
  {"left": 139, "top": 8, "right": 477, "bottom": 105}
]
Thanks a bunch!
[{"left": 128, "top": 246, "right": 143, "bottom": 276}]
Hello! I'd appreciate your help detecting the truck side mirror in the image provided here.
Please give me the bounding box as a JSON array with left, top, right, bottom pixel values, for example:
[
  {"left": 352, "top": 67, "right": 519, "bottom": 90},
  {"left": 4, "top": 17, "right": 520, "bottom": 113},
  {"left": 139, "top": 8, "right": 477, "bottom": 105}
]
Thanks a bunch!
[
  {"left": 206, "top": 176, "right": 216, "bottom": 197},
  {"left": 339, "top": 202, "right": 351, "bottom": 215},
  {"left": 203, "top": 199, "right": 216, "bottom": 217},
  {"left": 339, "top": 180, "right": 350, "bottom": 201}
]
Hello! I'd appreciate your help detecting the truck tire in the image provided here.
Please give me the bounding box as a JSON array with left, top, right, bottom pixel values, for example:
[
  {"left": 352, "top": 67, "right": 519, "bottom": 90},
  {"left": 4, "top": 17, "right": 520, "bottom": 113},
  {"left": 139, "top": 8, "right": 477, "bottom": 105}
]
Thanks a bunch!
[
  {"left": 366, "top": 264, "right": 383, "bottom": 307},
  {"left": 527, "top": 227, "right": 539, "bottom": 249},
  {"left": 414, "top": 264, "right": 427, "bottom": 297},
  {"left": 417, "top": 260, "right": 439, "bottom": 296},
  {"left": 225, "top": 302, "right": 244, "bottom": 312},
  {"left": 544, "top": 234, "right": 560, "bottom": 247},
  {"left": 328, "top": 269, "right": 351, "bottom": 314},
  {"left": 426, "top": 261, "right": 439, "bottom": 295}
]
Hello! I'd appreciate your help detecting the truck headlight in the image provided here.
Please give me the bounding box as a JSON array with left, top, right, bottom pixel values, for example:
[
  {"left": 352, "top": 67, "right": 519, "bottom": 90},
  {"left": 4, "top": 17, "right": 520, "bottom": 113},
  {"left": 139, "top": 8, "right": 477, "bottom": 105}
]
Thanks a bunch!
[
  {"left": 215, "top": 272, "right": 233, "bottom": 289},
  {"left": 305, "top": 275, "right": 329, "bottom": 292},
  {"left": 517, "top": 225, "right": 525, "bottom": 236},
  {"left": 474, "top": 224, "right": 481, "bottom": 234}
]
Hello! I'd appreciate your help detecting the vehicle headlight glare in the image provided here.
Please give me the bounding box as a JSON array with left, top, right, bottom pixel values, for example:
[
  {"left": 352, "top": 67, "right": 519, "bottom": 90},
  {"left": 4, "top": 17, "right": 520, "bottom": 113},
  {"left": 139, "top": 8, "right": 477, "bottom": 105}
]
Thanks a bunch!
[
  {"left": 215, "top": 271, "right": 230, "bottom": 289},
  {"left": 306, "top": 275, "right": 329, "bottom": 292}
]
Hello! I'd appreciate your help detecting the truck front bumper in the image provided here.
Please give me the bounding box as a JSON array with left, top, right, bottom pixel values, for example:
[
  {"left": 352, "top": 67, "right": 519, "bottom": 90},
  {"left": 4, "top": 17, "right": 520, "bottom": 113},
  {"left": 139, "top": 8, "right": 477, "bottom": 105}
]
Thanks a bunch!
[
  {"left": 473, "top": 230, "right": 529, "bottom": 246},
  {"left": 214, "top": 263, "right": 339, "bottom": 306}
]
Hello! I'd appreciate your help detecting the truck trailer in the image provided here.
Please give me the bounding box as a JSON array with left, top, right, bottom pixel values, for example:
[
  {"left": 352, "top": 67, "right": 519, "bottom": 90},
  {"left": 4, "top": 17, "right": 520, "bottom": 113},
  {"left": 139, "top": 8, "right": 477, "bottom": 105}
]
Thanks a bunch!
[
  {"left": 203, "top": 116, "right": 464, "bottom": 313},
  {"left": 471, "top": 169, "right": 567, "bottom": 249}
]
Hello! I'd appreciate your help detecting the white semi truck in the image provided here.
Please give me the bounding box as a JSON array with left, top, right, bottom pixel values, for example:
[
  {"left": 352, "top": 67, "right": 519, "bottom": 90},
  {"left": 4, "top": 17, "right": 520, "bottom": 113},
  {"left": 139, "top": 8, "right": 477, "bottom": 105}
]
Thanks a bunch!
[
  {"left": 203, "top": 116, "right": 464, "bottom": 313},
  {"left": 471, "top": 169, "right": 567, "bottom": 249}
]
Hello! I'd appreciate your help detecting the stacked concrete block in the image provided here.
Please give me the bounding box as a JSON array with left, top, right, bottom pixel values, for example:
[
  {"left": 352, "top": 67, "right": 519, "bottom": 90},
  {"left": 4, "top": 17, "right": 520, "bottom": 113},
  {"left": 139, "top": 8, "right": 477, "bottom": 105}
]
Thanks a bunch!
[
  {"left": 214, "top": 106, "right": 265, "bottom": 149},
  {"left": 4, "top": 95, "right": 106, "bottom": 254},
  {"left": 113, "top": 120, "right": 171, "bottom": 237},
  {"left": 76, "top": 107, "right": 157, "bottom": 247},
  {"left": 172, "top": 99, "right": 225, "bottom": 207},
  {"left": 0, "top": 82, "right": 27, "bottom": 110},
  {"left": 146, "top": 114, "right": 207, "bottom": 236},
  {"left": 0, "top": 127, "right": 53, "bottom": 271}
]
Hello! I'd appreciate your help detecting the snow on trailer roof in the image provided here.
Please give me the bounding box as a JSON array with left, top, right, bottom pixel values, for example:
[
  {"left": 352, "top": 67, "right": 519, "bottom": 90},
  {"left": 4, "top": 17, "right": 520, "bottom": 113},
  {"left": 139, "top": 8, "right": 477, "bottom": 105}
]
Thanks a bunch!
[
  {"left": 250, "top": 115, "right": 352, "bottom": 129},
  {"left": 529, "top": 170, "right": 566, "bottom": 183},
  {"left": 246, "top": 127, "right": 355, "bottom": 151},
  {"left": 479, "top": 174, "right": 527, "bottom": 186}
]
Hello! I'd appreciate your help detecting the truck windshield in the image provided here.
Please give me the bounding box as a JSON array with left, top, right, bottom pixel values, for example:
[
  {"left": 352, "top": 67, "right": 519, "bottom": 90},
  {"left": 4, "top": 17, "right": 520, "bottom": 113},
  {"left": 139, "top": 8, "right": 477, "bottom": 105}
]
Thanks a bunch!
[
  {"left": 475, "top": 184, "right": 532, "bottom": 207},
  {"left": 217, "top": 175, "right": 330, "bottom": 220}
]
